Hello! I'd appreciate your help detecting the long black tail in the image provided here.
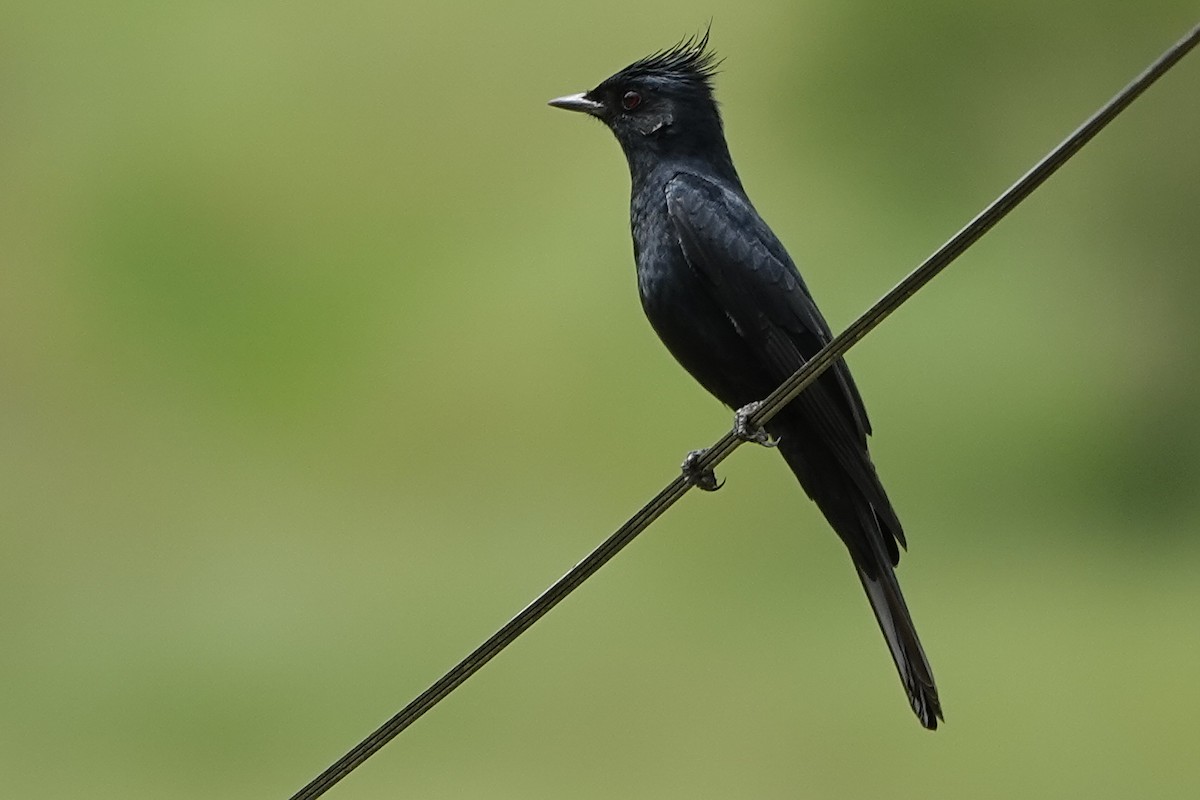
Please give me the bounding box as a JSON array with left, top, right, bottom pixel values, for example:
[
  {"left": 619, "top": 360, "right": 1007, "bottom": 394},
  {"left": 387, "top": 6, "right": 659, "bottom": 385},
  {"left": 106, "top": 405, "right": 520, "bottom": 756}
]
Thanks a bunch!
[
  {"left": 853, "top": 543, "right": 942, "bottom": 728},
  {"left": 776, "top": 434, "right": 942, "bottom": 729}
]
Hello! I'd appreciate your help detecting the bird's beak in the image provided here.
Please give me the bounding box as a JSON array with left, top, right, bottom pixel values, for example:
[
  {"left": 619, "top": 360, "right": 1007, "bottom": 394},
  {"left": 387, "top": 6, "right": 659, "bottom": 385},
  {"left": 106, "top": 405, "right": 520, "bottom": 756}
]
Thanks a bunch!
[{"left": 548, "top": 92, "right": 604, "bottom": 116}]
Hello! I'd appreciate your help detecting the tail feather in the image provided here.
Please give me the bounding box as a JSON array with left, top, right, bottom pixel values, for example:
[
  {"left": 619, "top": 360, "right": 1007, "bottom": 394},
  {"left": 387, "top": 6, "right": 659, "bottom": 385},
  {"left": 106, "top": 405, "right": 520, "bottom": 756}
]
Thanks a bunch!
[
  {"left": 855, "top": 559, "right": 942, "bottom": 729},
  {"left": 777, "top": 433, "right": 942, "bottom": 728}
]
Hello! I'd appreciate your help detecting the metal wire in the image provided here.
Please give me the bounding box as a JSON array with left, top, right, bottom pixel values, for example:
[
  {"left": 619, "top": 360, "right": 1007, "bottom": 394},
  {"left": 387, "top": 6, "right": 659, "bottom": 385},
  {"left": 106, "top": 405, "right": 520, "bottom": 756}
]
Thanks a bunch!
[{"left": 288, "top": 23, "right": 1199, "bottom": 800}]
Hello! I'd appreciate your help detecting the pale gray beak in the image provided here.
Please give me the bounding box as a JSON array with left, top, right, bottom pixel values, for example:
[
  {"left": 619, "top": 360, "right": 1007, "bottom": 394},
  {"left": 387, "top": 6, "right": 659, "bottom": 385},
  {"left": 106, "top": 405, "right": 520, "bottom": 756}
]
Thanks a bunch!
[{"left": 548, "top": 92, "right": 604, "bottom": 116}]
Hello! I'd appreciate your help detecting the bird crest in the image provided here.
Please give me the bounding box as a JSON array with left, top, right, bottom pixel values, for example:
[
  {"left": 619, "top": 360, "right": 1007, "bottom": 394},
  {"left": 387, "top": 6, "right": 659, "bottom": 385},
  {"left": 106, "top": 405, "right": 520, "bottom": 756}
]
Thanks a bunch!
[{"left": 609, "top": 29, "right": 722, "bottom": 95}]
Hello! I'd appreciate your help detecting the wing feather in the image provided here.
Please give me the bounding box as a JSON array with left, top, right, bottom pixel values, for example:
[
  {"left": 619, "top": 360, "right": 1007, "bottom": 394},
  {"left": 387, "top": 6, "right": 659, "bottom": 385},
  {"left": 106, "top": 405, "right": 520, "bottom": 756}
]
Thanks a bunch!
[
  {"left": 665, "top": 172, "right": 904, "bottom": 554},
  {"left": 665, "top": 173, "right": 873, "bottom": 440}
]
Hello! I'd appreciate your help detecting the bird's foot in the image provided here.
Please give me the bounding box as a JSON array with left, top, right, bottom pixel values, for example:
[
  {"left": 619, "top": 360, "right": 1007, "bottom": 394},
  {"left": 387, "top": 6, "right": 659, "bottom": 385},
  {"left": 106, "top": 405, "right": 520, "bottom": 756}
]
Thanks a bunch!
[
  {"left": 681, "top": 449, "right": 723, "bottom": 492},
  {"left": 734, "top": 401, "right": 779, "bottom": 447}
]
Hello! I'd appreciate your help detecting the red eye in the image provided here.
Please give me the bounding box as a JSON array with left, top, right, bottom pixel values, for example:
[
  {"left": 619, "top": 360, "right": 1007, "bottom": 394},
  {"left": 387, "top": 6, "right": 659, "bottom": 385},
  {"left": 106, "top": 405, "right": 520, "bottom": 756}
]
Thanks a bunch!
[{"left": 621, "top": 91, "right": 641, "bottom": 110}]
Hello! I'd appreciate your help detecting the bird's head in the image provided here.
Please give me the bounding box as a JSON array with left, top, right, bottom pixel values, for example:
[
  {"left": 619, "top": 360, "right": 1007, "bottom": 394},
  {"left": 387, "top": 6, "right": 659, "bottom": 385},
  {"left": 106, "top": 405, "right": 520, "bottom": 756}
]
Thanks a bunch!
[{"left": 549, "top": 32, "right": 731, "bottom": 170}]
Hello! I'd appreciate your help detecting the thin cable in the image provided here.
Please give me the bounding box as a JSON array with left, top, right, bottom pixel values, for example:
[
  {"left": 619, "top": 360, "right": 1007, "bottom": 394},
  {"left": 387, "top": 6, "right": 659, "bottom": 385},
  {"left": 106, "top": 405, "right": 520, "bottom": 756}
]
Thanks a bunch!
[{"left": 288, "top": 23, "right": 1199, "bottom": 800}]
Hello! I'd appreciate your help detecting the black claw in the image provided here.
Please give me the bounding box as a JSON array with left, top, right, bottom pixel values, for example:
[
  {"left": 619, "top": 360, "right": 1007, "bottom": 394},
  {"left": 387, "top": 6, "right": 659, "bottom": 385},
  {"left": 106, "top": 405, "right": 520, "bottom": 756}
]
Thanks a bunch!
[
  {"left": 734, "top": 401, "right": 779, "bottom": 447},
  {"left": 681, "top": 449, "right": 723, "bottom": 491}
]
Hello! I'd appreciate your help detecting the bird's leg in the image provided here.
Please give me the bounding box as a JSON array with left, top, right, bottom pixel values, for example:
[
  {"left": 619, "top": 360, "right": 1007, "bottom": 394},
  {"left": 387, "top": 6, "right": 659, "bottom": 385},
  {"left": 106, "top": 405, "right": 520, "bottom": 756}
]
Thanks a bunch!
[
  {"left": 681, "top": 449, "right": 723, "bottom": 491},
  {"left": 734, "top": 401, "right": 779, "bottom": 447}
]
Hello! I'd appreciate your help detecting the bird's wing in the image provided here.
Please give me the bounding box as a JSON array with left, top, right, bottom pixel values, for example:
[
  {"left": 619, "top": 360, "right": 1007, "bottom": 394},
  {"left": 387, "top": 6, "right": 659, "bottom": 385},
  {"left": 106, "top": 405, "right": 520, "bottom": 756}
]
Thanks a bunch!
[
  {"left": 665, "top": 171, "right": 904, "bottom": 549},
  {"left": 664, "top": 172, "right": 871, "bottom": 437}
]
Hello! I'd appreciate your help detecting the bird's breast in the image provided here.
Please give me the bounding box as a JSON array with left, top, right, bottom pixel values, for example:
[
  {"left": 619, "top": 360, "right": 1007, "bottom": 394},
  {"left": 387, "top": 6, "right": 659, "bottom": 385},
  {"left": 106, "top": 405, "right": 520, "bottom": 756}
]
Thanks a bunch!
[{"left": 629, "top": 196, "right": 773, "bottom": 409}]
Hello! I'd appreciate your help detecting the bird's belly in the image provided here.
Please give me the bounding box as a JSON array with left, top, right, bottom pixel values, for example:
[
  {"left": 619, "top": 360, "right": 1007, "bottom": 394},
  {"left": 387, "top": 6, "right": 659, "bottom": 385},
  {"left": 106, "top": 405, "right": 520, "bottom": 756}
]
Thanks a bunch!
[{"left": 637, "top": 255, "right": 775, "bottom": 409}]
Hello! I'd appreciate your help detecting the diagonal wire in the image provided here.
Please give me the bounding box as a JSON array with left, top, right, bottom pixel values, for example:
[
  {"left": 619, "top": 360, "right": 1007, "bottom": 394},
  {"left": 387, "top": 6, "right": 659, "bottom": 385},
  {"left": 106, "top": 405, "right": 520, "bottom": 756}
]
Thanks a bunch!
[{"left": 288, "top": 22, "right": 1199, "bottom": 800}]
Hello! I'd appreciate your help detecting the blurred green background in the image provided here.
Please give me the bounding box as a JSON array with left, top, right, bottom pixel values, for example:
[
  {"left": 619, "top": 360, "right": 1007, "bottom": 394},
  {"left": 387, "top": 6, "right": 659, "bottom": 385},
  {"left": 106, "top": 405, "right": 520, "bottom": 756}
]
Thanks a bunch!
[{"left": 2, "top": 2, "right": 1198, "bottom": 798}]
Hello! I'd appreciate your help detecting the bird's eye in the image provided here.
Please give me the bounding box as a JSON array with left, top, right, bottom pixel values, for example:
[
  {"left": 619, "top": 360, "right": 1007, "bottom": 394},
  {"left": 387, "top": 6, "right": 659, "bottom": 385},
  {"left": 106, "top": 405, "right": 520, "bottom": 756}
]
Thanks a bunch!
[{"left": 621, "top": 91, "right": 641, "bottom": 111}]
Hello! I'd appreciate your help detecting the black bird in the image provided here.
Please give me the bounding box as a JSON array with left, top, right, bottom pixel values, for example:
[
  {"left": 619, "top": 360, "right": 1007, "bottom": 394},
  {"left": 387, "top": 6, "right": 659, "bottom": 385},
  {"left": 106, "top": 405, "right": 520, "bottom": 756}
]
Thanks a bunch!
[{"left": 549, "top": 33, "right": 943, "bottom": 729}]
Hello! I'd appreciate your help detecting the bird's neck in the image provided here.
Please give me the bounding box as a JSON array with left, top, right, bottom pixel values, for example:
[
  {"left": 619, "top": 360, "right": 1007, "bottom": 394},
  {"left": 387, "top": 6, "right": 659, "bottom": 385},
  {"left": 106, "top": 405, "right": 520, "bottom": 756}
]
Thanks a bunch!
[{"left": 625, "top": 141, "right": 743, "bottom": 195}]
